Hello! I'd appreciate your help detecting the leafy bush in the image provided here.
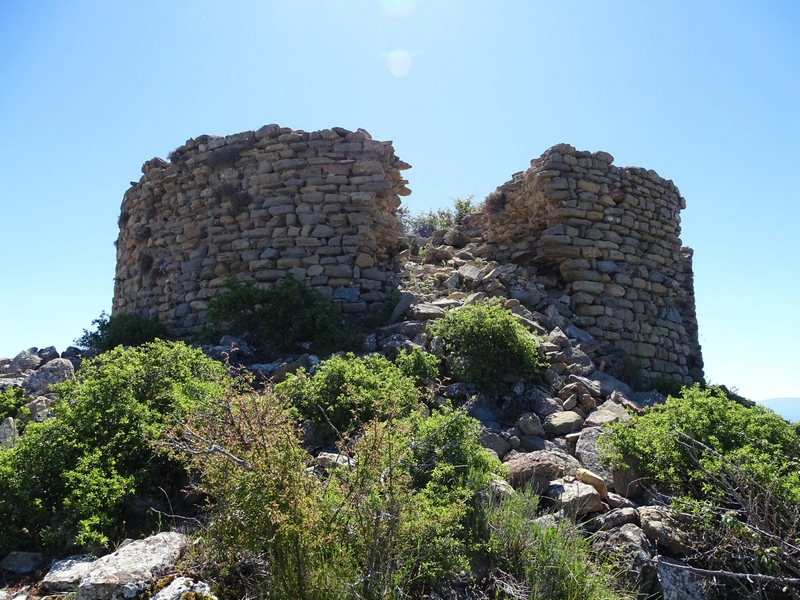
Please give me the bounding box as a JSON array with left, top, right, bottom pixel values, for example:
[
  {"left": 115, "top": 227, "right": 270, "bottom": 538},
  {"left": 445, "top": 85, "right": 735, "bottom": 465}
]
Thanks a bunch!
[
  {"left": 485, "top": 489, "right": 622, "bottom": 600},
  {"left": 397, "top": 196, "right": 477, "bottom": 237},
  {"left": 202, "top": 276, "right": 340, "bottom": 356},
  {"left": 0, "top": 341, "right": 233, "bottom": 552},
  {"left": 276, "top": 353, "right": 419, "bottom": 441},
  {"left": 604, "top": 384, "right": 800, "bottom": 595},
  {"left": 429, "top": 301, "right": 547, "bottom": 387},
  {"left": 0, "top": 387, "right": 27, "bottom": 422},
  {"left": 395, "top": 347, "right": 439, "bottom": 384},
  {"left": 649, "top": 374, "right": 683, "bottom": 397},
  {"left": 173, "top": 390, "right": 504, "bottom": 598},
  {"left": 75, "top": 310, "right": 170, "bottom": 352}
]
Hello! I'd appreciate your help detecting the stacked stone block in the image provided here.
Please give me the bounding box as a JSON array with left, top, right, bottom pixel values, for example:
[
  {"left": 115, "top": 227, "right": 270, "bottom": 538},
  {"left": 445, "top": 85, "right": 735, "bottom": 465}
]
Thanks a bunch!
[
  {"left": 479, "top": 144, "right": 703, "bottom": 383},
  {"left": 113, "top": 125, "right": 410, "bottom": 336}
]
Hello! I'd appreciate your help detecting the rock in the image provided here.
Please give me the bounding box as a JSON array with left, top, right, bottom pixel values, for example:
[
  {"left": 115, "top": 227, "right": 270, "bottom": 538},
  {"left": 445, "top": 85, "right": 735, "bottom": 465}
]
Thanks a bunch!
[
  {"left": 443, "top": 229, "right": 467, "bottom": 248},
  {"left": 218, "top": 335, "right": 255, "bottom": 360},
  {"left": 637, "top": 506, "right": 692, "bottom": 556},
  {"left": 518, "top": 434, "right": 546, "bottom": 452},
  {"left": 589, "top": 370, "right": 634, "bottom": 399},
  {"left": 545, "top": 477, "right": 604, "bottom": 516},
  {"left": 8, "top": 348, "right": 41, "bottom": 374},
  {"left": 0, "top": 377, "right": 26, "bottom": 392},
  {"left": 42, "top": 555, "right": 96, "bottom": 592},
  {"left": 152, "top": 577, "right": 216, "bottom": 600},
  {"left": 587, "top": 507, "right": 638, "bottom": 532},
  {"left": 575, "top": 467, "right": 608, "bottom": 497},
  {"left": 543, "top": 411, "right": 584, "bottom": 435},
  {"left": 611, "top": 457, "right": 646, "bottom": 499},
  {"left": 531, "top": 394, "right": 563, "bottom": 419},
  {"left": 575, "top": 427, "right": 614, "bottom": 487},
  {"left": 591, "top": 523, "right": 658, "bottom": 596},
  {"left": 547, "top": 327, "right": 571, "bottom": 349},
  {"left": 656, "top": 556, "right": 707, "bottom": 600},
  {"left": 76, "top": 532, "right": 187, "bottom": 600},
  {"left": 315, "top": 452, "right": 355, "bottom": 469},
  {"left": 0, "top": 417, "right": 18, "bottom": 448},
  {"left": 407, "top": 304, "right": 446, "bottom": 320},
  {"left": 37, "top": 346, "right": 60, "bottom": 364},
  {"left": 515, "top": 412, "right": 545, "bottom": 437},
  {"left": 271, "top": 354, "right": 310, "bottom": 383},
  {"left": 631, "top": 390, "right": 667, "bottom": 408},
  {"left": 584, "top": 401, "right": 631, "bottom": 427},
  {"left": 505, "top": 449, "right": 581, "bottom": 490},
  {"left": 22, "top": 358, "right": 75, "bottom": 396},
  {"left": 388, "top": 292, "right": 415, "bottom": 324},
  {"left": 0, "top": 551, "right": 46, "bottom": 575},
  {"left": 479, "top": 432, "right": 511, "bottom": 458},
  {"left": 606, "top": 491, "right": 637, "bottom": 509}
]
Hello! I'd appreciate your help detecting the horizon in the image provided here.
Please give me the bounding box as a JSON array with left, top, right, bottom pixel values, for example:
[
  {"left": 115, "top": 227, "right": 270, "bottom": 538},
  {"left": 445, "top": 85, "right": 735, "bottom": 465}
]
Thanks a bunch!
[{"left": 1, "top": 1, "right": 799, "bottom": 401}]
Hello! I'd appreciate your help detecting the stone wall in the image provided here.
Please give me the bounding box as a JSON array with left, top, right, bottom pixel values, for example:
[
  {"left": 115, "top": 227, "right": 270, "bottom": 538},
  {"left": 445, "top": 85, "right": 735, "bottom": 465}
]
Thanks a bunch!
[
  {"left": 113, "top": 125, "right": 410, "bottom": 336},
  {"left": 473, "top": 143, "right": 703, "bottom": 382}
]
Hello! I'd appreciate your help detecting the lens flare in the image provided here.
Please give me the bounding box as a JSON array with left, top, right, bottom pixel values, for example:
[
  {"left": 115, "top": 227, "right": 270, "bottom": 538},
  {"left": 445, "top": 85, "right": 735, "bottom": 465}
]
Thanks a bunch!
[{"left": 387, "top": 49, "right": 412, "bottom": 77}]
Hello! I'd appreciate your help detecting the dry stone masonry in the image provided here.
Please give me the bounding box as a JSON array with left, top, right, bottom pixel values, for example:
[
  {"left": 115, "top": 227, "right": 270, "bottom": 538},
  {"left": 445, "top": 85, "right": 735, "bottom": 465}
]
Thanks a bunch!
[
  {"left": 470, "top": 143, "right": 702, "bottom": 383},
  {"left": 112, "top": 128, "right": 702, "bottom": 383},
  {"left": 113, "top": 125, "right": 410, "bottom": 335}
]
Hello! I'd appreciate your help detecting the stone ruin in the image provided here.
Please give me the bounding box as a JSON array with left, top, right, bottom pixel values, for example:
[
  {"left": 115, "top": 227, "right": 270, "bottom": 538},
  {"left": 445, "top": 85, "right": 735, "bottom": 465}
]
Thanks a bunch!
[{"left": 113, "top": 126, "right": 703, "bottom": 384}]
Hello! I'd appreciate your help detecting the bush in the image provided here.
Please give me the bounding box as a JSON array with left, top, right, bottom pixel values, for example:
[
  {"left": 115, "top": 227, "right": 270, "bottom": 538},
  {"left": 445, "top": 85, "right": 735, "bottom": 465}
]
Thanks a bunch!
[
  {"left": 202, "top": 276, "right": 340, "bottom": 356},
  {"left": 0, "top": 387, "right": 26, "bottom": 422},
  {"left": 0, "top": 341, "right": 233, "bottom": 552},
  {"left": 395, "top": 347, "right": 439, "bottom": 384},
  {"left": 485, "top": 489, "right": 622, "bottom": 600},
  {"left": 75, "top": 311, "right": 170, "bottom": 352},
  {"left": 276, "top": 353, "right": 419, "bottom": 441},
  {"left": 428, "top": 301, "right": 547, "bottom": 387},
  {"left": 604, "top": 384, "right": 800, "bottom": 596},
  {"left": 397, "top": 196, "right": 477, "bottom": 237},
  {"left": 173, "top": 391, "right": 504, "bottom": 598}
]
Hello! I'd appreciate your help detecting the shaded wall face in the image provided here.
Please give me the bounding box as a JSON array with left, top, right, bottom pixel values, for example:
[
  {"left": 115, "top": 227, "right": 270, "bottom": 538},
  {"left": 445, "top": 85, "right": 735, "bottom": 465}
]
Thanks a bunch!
[
  {"left": 482, "top": 144, "right": 703, "bottom": 383},
  {"left": 113, "top": 125, "right": 410, "bottom": 336}
]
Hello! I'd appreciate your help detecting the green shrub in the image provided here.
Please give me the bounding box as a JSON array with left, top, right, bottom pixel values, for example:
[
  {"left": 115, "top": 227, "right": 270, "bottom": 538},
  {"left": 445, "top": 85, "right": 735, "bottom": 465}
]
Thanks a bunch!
[
  {"left": 397, "top": 196, "right": 477, "bottom": 237},
  {"left": 202, "top": 276, "right": 340, "bottom": 356},
  {"left": 395, "top": 347, "right": 439, "bottom": 384},
  {"left": 485, "top": 488, "right": 621, "bottom": 600},
  {"left": 276, "top": 353, "right": 419, "bottom": 441},
  {"left": 0, "top": 341, "right": 233, "bottom": 552},
  {"left": 428, "top": 301, "right": 547, "bottom": 387},
  {"left": 0, "top": 387, "right": 27, "bottom": 421},
  {"left": 175, "top": 392, "right": 504, "bottom": 598},
  {"left": 649, "top": 374, "right": 683, "bottom": 397},
  {"left": 604, "top": 384, "right": 800, "bottom": 594},
  {"left": 75, "top": 310, "right": 170, "bottom": 352}
]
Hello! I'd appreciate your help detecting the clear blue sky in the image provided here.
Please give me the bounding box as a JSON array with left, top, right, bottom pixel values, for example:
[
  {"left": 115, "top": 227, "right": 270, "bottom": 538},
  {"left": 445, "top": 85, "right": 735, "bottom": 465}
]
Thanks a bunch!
[{"left": 1, "top": 0, "right": 798, "bottom": 401}]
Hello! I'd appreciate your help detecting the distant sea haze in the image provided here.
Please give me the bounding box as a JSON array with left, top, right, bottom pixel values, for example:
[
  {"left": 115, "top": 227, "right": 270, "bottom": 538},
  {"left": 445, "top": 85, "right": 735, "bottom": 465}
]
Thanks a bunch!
[{"left": 757, "top": 398, "right": 800, "bottom": 423}]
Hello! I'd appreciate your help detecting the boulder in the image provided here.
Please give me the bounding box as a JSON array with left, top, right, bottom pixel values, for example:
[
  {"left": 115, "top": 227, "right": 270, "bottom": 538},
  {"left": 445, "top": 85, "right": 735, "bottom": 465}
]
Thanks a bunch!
[
  {"left": 586, "top": 507, "right": 638, "bottom": 532},
  {"left": 575, "top": 467, "right": 608, "bottom": 497},
  {"left": 631, "top": 390, "right": 667, "bottom": 408},
  {"left": 0, "top": 417, "right": 18, "bottom": 448},
  {"left": 315, "top": 453, "right": 355, "bottom": 470},
  {"left": 0, "top": 551, "right": 46, "bottom": 575},
  {"left": 574, "top": 427, "right": 613, "bottom": 487},
  {"left": 589, "top": 370, "right": 634, "bottom": 399},
  {"left": 637, "top": 506, "right": 692, "bottom": 556},
  {"left": 531, "top": 394, "right": 563, "bottom": 419},
  {"left": 151, "top": 577, "right": 216, "bottom": 600},
  {"left": 37, "top": 346, "right": 60, "bottom": 365},
  {"left": 76, "top": 532, "right": 187, "bottom": 600},
  {"left": 22, "top": 358, "right": 75, "bottom": 396},
  {"left": 407, "top": 304, "right": 446, "bottom": 320},
  {"left": 584, "top": 401, "right": 631, "bottom": 427},
  {"left": 656, "top": 556, "right": 707, "bottom": 600},
  {"left": 42, "top": 555, "right": 96, "bottom": 592},
  {"left": 479, "top": 432, "right": 511, "bottom": 458},
  {"left": 505, "top": 450, "right": 581, "bottom": 490},
  {"left": 545, "top": 478, "right": 603, "bottom": 516},
  {"left": 543, "top": 411, "right": 584, "bottom": 435},
  {"left": 8, "top": 348, "right": 41, "bottom": 374},
  {"left": 515, "top": 412, "right": 545, "bottom": 437},
  {"left": 591, "top": 523, "right": 658, "bottom": 596},
  {"left": 611, "top": 457, "right": 646, "bottom": 499}
]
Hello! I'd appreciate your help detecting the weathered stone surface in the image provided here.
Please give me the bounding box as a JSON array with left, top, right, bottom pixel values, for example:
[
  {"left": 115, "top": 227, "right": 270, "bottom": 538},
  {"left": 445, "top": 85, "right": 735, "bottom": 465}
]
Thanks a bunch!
[
  {"left": 638, "top": 506, "right": 692, "bottom": 556},
  {"left": 505, "top": 450, "right": 581, "bottom": 489},
  {"left": 543, "top": 411, "right": 584, "bottom": 435},
  {"left": 588, "top": 506, "right": 638, "bottom": 532},
  {"left": 575, "top": 467, "right": 608, "bottom": 497},
  {"left": 591, "top": 523, "right": 658, "bottom": 596},
  {"left": 76, "top": 532, "right": 187, "bottom": 600},
  {"left": 589, "top": 370, "right": 634, "bottom": 399},
  {"left": 407, "top": 304, "right": 446, "bottom": 320},
  {"left": 42, "top": 555, "right": 95, "bottom": 592},
  {"left": 575, "top": 427, "right": 613, "bottom": 486},
  {"left": 151, "top": 577, "right": 216, "bottom": 600},
  {"left": 545, "top": 477, "right": 604, "bottom": 516},
  {"left": 656, "top": 556, "right": 707, "bottom": 600},
  {"left": 584, "top": 401, "right": 631, "bottom": 427},
  {"left": 8, "top": 348, "right": 41, "bottom": 374},
  {"left": 0, "top": 551, "right": 46, "bottom": 575},
  {"left": 515, "top": 412, "right": 545, "bottom": 436},
  {"left": 22, "top": 358, "right": 75, "bottom": 396},
  {"left": 0, "top": 417, "right": 18, "bottom": 448},
  {"left": 479, "top": 432, "right": 511, "bottom": 458},
  {"left": 315, "top": 452, "right": 355, "bottom": 469}
]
